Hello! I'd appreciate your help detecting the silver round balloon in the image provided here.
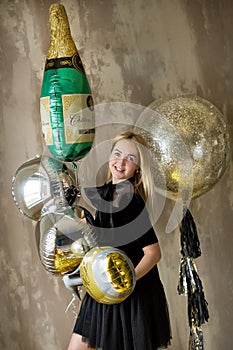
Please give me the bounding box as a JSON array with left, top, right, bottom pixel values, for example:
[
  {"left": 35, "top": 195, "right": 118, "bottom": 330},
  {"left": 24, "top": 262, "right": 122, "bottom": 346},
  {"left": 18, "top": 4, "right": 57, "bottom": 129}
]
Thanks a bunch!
[
  {"left": 37, "top": 199, "right": 93, "bottom": 275},
  {"left": 12, "top": 155, "right": 78, "bottom": 220}
]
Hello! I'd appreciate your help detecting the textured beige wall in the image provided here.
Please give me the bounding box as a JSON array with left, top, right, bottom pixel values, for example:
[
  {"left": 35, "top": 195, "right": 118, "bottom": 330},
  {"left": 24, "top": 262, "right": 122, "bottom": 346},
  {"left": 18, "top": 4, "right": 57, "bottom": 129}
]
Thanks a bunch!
[{"left": 0, "top": 0, "right": 233, "bottom": 349}]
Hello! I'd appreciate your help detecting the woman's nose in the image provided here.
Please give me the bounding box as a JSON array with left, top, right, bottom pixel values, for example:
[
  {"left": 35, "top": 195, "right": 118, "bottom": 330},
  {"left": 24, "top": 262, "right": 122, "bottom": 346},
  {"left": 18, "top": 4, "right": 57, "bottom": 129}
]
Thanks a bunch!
[{"left": 118, "top": 156, "right": 126, "bottom": 164}]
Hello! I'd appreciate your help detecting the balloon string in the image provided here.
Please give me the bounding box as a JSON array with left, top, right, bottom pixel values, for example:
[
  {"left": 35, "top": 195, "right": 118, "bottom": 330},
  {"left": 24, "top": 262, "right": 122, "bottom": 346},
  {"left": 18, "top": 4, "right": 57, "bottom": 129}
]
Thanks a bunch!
[
  {"left": 42, "top": 157, "right": 67, "bottom": 205},
  {"left": 72, "top": 161, "right": 81, "bottom": 198},
  {"left": 65, "top": 292, "right": 79, "bottom": 317},
  {"left": 72, "top": 161, "right": 77, "bottom": 181}
]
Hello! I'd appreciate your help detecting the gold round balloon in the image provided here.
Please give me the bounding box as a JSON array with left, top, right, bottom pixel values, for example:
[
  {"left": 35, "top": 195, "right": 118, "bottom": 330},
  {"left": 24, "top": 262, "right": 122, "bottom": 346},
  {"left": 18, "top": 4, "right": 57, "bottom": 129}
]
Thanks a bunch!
[
  {"left": 79, "top": 247, "right": 136, "bottom": 304},
  {"left": 12, "top": 155, "right": 77, "bottom": 220},
  {"left": 135, "top": 95, "right": 231, "bottom": 200}
]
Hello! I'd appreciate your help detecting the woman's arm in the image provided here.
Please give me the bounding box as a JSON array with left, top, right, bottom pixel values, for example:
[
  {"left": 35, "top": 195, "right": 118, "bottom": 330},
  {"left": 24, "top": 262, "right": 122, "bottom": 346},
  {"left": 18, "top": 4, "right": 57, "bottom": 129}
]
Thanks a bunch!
[{"left": 134, "top": 243, "right": 161, "bottom": 281}]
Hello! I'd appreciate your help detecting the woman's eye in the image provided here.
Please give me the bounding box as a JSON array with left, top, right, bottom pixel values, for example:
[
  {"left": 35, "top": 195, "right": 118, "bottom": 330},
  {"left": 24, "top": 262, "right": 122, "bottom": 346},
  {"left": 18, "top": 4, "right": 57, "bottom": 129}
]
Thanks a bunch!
[
  {"left": 126, "top": 156, "right": 134, "bottom": 162},
  {"left": 113, "top": 151, "right": 121, "bottom": 157}
]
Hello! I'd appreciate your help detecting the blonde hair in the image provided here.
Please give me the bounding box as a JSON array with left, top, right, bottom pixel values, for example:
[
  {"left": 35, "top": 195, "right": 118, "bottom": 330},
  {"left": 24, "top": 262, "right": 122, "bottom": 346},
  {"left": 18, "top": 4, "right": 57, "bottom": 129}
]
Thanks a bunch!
[{"left": 106, "top": 131, "right": 156, "bottom": 216}]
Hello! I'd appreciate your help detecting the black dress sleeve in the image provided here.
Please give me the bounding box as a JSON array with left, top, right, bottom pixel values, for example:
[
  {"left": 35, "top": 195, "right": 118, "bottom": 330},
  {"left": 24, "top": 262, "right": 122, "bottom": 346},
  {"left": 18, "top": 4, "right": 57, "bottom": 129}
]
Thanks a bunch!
[{"left": 137, "top": 227, "right": 158, "bottom": 248}]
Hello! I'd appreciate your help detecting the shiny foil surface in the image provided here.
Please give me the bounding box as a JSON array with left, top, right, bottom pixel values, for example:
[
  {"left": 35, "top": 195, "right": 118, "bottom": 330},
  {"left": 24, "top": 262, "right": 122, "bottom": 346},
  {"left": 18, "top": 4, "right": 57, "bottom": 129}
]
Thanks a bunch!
[
  {"left": 40, "top": 4, "right": 95, "bottom": 162},
  {"left": 48, "top": 4, "right": 77, "bottom": 59},
  {"left": 38, "top": 208, "right": 93, "bottom": 275},
  {"left": 12, "top": 156, "right": 76, "bottom": 221},
  {"left": 106, "top": 252, "right": 134, "bottom": 293},
  {"left": 54, "top": 248, "right": 82, "bottom": 274},
  {"left": 80, "top": 247, "right": 136, "bottom": 304}
]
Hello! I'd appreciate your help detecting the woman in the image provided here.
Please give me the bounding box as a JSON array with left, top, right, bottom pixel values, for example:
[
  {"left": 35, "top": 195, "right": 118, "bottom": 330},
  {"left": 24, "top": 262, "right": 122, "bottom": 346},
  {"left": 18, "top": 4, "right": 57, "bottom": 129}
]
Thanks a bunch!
[{"left": 67, "top": 131, "right": 171, "bottom": 350}]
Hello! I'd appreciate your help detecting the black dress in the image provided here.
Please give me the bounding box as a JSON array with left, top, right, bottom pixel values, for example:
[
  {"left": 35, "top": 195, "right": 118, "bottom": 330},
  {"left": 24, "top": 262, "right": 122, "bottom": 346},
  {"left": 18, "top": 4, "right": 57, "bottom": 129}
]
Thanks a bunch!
[{"left": 74, "top": 178, "right": 172, "bottom": 350}]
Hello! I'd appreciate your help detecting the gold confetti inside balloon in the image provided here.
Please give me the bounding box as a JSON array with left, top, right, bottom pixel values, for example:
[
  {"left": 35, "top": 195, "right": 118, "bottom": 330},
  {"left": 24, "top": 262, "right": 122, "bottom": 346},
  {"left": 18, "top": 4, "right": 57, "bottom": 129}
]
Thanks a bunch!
[
  {"left": 79, "top": 247, "right": 136, "bottom": 304},
  {"left": 135, "top": 95, "right": 231, "bottom": 200}
]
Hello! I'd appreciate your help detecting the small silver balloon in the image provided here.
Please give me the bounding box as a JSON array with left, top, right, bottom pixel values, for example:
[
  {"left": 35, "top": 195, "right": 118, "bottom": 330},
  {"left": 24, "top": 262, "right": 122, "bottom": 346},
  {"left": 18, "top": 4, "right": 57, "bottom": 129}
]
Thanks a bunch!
[
  {"left": 12, "top": 155, "right": 78, "bottom": 220},
  {"left": 37, "top": 199, "right": 93, "bottom": 275},
  {"left": 71, "top": 237, "right": 90, "bottom": 258}
]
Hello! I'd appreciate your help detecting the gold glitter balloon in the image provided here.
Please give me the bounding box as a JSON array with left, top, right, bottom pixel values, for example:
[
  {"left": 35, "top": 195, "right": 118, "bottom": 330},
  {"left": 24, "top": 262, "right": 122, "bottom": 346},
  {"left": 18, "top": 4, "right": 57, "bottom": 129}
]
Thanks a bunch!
[
  {"left": 135, "top": 95, "right": 231, "bottom": 200},
  {"left": 79, "top": 247, "right": 136, "bottom": 304}
]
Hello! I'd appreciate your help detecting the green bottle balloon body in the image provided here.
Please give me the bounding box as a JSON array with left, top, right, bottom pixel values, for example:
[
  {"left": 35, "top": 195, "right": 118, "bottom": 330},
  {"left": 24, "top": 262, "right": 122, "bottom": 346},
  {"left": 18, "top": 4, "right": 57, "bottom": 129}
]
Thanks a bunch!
[{"left": 40, "top": 55, "right": 95, "bottom": 162}]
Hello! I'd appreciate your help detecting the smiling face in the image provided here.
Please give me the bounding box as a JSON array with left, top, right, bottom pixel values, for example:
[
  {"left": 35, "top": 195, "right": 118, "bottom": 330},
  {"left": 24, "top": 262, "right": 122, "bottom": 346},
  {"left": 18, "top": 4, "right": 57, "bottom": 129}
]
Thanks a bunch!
[{"left": 109, "top": 139, "right": 140, "bottom": 184}]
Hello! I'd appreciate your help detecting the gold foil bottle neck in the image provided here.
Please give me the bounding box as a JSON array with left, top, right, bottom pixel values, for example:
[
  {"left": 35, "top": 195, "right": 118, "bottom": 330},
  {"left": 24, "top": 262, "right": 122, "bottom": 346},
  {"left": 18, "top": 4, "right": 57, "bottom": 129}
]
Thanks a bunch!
[{"left": 47, "top": 3, "right": 77, "bottom": 59}]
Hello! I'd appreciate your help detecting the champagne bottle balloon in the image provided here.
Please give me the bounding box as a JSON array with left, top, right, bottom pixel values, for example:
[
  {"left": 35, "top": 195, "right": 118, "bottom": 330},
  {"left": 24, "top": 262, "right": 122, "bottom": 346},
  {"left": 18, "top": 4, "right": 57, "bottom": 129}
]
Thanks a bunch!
[{"left": 40, "top": 3, "right": 95, "bottom": 162}]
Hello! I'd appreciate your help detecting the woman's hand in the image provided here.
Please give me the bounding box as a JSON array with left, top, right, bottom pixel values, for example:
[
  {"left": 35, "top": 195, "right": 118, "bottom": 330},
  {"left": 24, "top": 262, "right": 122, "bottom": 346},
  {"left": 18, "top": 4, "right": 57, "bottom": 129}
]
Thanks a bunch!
[
  {"left": 81, "top": 217, "right": 87, "bottom": 224},
  {"left": 134, "top": 243, "right": 161, "bottom": 280}
]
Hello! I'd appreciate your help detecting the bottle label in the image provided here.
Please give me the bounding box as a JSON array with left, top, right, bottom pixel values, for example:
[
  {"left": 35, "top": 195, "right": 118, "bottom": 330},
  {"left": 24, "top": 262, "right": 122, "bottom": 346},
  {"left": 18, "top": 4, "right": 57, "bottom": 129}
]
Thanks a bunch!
[
  {"left": 62, "top": 94, "right": 94, "bottom": 144},
  {"left": 40, "top": 94, "right": 94, "bottom": 146},
  {"left": 40, "top": 96, "right": 53, "bottom": 145}
]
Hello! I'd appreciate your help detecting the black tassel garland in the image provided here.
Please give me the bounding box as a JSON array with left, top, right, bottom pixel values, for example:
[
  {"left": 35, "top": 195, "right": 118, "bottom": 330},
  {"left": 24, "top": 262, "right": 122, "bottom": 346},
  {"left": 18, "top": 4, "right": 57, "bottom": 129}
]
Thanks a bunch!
[
  {"left": 178, "top": 206, "right": 209, "bottom": 350},
  {"left": 186, "top": 259, "right": 209, "bottom": 327},
  {"left": 180, "top": 207, "right": 201, "bottom": 259},
  {"left": 189, "top": 324, "right": 204, "bottom": 350}
]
